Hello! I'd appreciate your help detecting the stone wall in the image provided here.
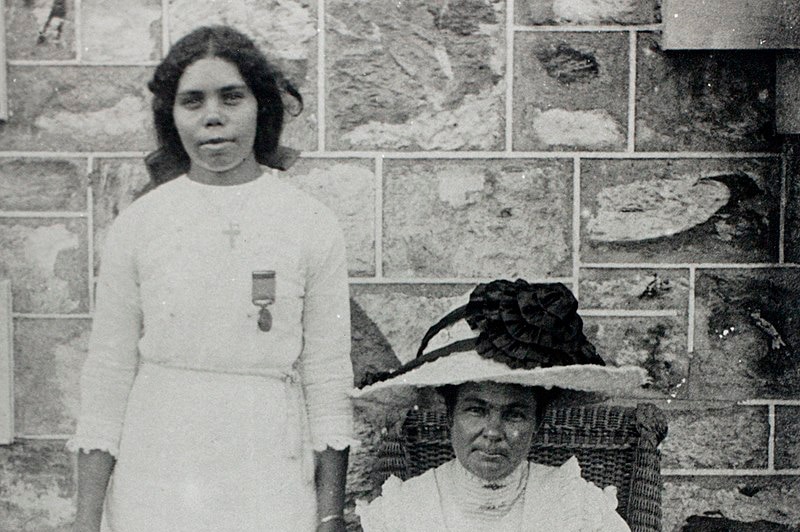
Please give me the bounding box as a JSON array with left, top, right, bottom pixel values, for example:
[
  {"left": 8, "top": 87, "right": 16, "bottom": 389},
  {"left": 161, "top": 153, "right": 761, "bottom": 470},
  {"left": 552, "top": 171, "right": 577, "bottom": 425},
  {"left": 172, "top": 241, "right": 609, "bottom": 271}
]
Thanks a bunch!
[{"left": 1, "top": 1, "right": 798, "bottom": 531}]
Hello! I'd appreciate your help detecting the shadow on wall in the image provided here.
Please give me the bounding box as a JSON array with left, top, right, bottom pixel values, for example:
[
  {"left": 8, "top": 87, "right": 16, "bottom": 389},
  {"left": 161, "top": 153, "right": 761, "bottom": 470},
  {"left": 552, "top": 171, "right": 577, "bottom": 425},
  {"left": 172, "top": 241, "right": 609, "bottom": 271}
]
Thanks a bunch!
[
  {"left": 347, "top": 297, "right": 404, "bottom": 529},
  {"left": 350, "top": 298, "right": 400, "bottom": 389}
]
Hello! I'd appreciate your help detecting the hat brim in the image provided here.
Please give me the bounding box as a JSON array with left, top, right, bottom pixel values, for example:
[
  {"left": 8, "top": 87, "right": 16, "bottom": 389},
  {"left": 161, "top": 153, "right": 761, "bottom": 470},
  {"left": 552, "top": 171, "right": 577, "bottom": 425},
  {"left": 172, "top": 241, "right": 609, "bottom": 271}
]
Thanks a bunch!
[{"left": 351, "top": 351, "right": 650, "bottom": 404}]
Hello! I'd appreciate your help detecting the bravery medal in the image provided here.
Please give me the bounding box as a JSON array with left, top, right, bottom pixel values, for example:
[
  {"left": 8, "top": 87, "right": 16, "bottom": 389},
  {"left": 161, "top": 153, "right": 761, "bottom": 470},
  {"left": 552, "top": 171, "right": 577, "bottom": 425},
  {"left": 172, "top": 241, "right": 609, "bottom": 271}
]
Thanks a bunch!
[{"left": 252, "top": 270, "right": 276, "bottom": 332}]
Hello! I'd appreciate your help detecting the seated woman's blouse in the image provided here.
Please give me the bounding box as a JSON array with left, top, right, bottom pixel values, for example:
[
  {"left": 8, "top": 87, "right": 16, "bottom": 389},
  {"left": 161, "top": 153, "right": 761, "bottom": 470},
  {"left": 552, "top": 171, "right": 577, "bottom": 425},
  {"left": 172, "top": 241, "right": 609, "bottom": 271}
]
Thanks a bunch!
[{"left": 357, "top": 456, "right": 631, "bottom": 532}]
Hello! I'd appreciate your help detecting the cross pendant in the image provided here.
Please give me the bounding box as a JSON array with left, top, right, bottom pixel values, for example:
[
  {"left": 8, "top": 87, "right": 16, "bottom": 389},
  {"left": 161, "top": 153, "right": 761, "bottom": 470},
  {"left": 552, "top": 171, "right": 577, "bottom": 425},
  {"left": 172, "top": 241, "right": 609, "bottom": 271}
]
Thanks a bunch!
[{"left": 222, "top": 222, "right": 241, "bottom": 249}]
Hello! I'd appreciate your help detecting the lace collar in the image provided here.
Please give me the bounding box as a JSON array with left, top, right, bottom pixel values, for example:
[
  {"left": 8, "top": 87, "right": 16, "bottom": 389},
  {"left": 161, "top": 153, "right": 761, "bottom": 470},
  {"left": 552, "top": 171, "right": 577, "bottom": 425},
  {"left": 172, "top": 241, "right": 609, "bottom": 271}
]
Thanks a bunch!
[{"left": 436, "top": 458, "right": 529, "bottom": 524}]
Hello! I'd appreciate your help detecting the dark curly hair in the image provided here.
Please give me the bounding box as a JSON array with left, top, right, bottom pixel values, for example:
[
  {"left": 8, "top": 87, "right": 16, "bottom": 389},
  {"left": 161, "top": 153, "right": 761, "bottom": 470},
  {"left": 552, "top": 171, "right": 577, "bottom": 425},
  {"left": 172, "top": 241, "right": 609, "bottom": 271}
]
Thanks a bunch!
[{"left": 146, "top": 25, "right": 302, "bottom": 184}]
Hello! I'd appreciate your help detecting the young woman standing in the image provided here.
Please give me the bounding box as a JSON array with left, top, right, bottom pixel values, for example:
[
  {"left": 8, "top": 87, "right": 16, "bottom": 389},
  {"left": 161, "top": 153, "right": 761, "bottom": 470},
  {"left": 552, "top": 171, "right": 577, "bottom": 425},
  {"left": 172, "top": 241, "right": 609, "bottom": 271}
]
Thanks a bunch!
[{"left": 69, "top": 26, "right": 355, "bottom": 532}]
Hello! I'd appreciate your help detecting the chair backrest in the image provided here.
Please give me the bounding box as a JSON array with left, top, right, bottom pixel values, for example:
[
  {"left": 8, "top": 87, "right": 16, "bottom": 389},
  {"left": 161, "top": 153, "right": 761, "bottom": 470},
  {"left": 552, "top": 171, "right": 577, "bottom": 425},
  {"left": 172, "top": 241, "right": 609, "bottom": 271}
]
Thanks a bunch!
[{"left": 374, "top": 402, "right": 667, "bottom": 532}]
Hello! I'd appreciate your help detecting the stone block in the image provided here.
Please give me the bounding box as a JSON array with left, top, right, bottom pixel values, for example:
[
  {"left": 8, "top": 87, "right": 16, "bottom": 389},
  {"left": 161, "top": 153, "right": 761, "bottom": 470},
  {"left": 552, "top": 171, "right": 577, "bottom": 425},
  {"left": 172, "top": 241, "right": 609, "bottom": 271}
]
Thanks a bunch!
[
  {"left": 326, "top": 0, "right": 505, "bottom": 151},
  {"left": 0, "top": 158, "right": 86, "bottom": 212},
  {"left": 382, "top": 159, "right": 573, "bottom": 278},
  {"left": 583, "top": 316, "right": 688, "bottom": 398},
  {"left": 636, "top": 33, "right": 777, "bottom": 152},
  {"left": 81, "top": 0, "right": 161, "bottom": 62},
  {"left": 784, "top": 137, "right": 800, "bottom": 262},
  {"left": 581, "top": 158, "right": 780, "bottom": 264},
  {"left": 513, "top": 32, "right": 628, "bottom": 151},
  {"left": 516, "top": 0, "right": 660, "bottom": 25},
  {"left": 14, "top": 318, "right": 89, "bottom": 435},
  {"left": 775, "top": 406, "right": 800, "bottom": 469},
  {"left": 0, "top": 439, "right": 75, "bottom": 531},
  {"left": 0, "top": 219, "right": 89, "bottom": 314},
  {"left": 660, "top": 402, "right": 768, "bottom": 470},
  {"left": 579, "top": 268, "right": 689, "bottom": 311},
  {"left": 5, "top": 0, "right": 76, "bottom": 60},
  {"left": 90, "top": 158, "right": 152, "bottom": 273},
  {"left": 663, "top": 476, "right": 800, "bottom": 532},
  {"left": 693, "top": 269, "right": 800, "bottom": 400},
  {"left": 167, "top": 0, "right": 318, "bottom": 152},
  {"left": 0, "top": 66, "right": 154, "bottom": 152},
  {"left": 282, "top": 159, "right": 376, "bottom": 276}
]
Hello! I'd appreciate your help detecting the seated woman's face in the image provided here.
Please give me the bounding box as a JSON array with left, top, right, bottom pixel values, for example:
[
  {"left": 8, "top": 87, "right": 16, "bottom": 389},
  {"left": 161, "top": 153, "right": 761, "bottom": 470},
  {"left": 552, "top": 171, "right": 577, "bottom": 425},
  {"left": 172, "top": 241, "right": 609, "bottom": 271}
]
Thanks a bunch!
[{"left": 450, "top": 381, "right": 538, "bottom": 481}]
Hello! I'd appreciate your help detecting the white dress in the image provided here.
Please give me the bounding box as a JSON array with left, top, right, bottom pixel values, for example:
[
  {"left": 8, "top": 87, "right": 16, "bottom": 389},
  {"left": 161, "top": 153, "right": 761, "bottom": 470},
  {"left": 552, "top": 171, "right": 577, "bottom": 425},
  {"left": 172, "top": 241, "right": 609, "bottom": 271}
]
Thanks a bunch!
[
  {"left": 357, "top": 457, "right": 631, "bottom": 532},
  {"left": 68, "top": 173, "right": 357, "bottom": 532}
]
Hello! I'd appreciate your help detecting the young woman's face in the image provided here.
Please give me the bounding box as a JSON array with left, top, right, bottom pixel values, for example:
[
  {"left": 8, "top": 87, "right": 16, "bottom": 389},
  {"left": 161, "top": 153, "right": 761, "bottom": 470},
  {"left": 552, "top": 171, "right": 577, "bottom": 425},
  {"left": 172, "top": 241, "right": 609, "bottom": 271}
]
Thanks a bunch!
[
  {"left": 449, "top": 382, "right": 538, "bottom": 481},
  {"left": 173, "top": 57, "right": 258, "bottom": 181}
]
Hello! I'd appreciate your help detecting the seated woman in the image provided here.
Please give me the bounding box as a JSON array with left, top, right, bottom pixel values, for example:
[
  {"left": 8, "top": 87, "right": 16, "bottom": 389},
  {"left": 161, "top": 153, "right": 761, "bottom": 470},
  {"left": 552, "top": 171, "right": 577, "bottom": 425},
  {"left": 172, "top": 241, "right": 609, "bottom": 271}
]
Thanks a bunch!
[{"left": 353, "top": 280, "right": 649, "bottom": 532}]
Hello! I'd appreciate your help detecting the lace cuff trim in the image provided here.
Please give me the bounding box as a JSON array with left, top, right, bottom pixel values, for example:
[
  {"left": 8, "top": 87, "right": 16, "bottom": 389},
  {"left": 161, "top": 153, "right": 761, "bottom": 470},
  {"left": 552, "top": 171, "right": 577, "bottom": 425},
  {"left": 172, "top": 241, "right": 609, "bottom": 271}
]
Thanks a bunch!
[
  {"left": 311, "top": 436, "right": 361, "bottom": 452},
  {"left": 65, "top": 437, "right": 119, "bottom": 458}
]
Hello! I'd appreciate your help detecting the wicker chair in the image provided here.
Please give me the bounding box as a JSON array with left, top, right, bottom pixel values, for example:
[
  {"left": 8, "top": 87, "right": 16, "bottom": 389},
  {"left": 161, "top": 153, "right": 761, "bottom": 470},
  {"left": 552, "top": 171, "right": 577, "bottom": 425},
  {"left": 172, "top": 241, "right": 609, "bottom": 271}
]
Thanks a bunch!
[{"left": 374, "top": 402, "right": 667, "bottom": 532}]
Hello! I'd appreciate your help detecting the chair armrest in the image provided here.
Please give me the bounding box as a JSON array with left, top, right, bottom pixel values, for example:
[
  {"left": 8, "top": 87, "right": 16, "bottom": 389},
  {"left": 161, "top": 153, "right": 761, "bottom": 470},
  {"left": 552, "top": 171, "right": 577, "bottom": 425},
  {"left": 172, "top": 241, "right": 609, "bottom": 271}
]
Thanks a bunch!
[{"left": 627, "top": 403, "right": 668, "bottom": 532}]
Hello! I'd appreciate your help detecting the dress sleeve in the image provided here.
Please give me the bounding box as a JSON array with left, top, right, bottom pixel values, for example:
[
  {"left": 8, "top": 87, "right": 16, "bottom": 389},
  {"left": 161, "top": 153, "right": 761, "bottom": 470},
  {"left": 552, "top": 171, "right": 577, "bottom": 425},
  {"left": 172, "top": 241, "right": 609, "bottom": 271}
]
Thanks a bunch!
[
  {"left": 297, "top": 211, "right": 358, "bottom": 451},
  {"left": 594, "top": 485, "right": 632, "bottom": 532},
  {"left": 355, "top": 476, "right": 405, "bottom": 532},
  {"left": 558, "top": 457, "right": 632, "bottom": 532},
  {"left": 66, "top": 215, "right": 142, "bottom": 457}
]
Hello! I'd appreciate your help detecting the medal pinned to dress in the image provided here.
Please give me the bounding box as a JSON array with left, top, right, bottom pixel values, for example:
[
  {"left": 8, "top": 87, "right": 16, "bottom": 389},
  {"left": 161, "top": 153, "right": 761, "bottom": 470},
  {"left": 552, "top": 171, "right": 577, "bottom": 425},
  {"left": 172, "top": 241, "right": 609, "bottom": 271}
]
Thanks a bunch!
[{"left": 252, "top": 270, "right": 276, "bottom": 332}]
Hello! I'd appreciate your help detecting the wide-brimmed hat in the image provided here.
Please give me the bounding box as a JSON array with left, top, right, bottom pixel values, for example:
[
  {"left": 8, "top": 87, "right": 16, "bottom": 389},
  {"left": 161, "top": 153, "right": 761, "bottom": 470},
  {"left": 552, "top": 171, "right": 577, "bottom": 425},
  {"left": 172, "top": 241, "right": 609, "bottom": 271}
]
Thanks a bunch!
[{"left": 352, "top": 280, "right": 649, "bottom": 403}]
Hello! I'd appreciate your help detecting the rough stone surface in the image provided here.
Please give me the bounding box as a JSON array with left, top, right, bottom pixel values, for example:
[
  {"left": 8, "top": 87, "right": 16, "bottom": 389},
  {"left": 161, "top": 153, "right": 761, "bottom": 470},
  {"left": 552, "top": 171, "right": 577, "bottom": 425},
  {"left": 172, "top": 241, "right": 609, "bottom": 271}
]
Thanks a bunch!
[
  {"left": 581, "top": 158, "right": 780, "bottom": 264},
  {"left": 636, "top": 33, "right": 777, "bottom": 152},
  {"left": 516, "top": 0, "right": 661, "bottom": 25},
  {"left": 775, "top": 406, "right": 800, "bottom": 469},
  {"left": 14, "top": 318, "right": 89, "bottom": 435},
  {"left": 326, "top": 0, "right": 505, "bottom": 151},
  {"left": 0, "top": 67, "right": 154, "bottom": 152},
  {"left": 784, "top": 138, "right": 800, "bottom": 263},
  {"left": 0, "top": 219, "right": 88, "bottom": 314},
  {"left": 0, "top": 440, "right": 75, "bottom": 531},
  {"left": 693, "top": 269, "right": 800, "bottom": 400},
  {"left": 90, "top": 158, "right": 152, "bottom": 273},
  {"left": 168, "top": 0, "right": 318, "bottom": 152},
  {"left": 283, "top": 159, "right": 375, "bottom": 276},
  {"left": 0, "top": 158, "right": 86, "bottom": 212},
  {"left": 579, "top": 268, "right": 689, "bottom": 311},
  {"left": 514, "top": 32, "right": 628, "bottom": 151},
  {"left": 659, "top": 403, "right": 768, "bottom": 470},
  {"left": 382, "top": 159, "right": 572, "bottom": 278},
  {"left": 583, "top": 316, "right": 688, "bottom": 398},
  {"left": 81, "top": 0, "right": 161, "bottom": 62},
  {"left": 663, "top": 477, "right": 800, "bottom": 532},
  {"left": 5, "top": 0, "right": 76, "bottom": 60}
]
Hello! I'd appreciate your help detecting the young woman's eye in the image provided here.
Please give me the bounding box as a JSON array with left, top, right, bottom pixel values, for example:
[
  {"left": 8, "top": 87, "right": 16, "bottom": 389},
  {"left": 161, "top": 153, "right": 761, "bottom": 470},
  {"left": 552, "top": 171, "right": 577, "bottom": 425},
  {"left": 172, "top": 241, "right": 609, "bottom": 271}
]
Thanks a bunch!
[
  {"left": 222, "top": 91, "right": 246, "bottom": 104},
  {"left": 177, "top": 95, "right": 203, "bottom": 109}
]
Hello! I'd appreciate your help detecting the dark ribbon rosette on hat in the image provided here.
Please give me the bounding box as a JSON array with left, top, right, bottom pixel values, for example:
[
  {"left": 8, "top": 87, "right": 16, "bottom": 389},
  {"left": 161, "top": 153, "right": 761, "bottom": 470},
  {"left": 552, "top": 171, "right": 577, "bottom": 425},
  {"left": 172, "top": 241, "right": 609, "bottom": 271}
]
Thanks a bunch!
[
  {"left": 465, "top": 280, "right": 604, "bottom": 369},
  {"left": 362, "top": 280, "right": 604, "bottom": 386},
  {"left": 355, "top": 279, "right": 649, "bottom": 398}
]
